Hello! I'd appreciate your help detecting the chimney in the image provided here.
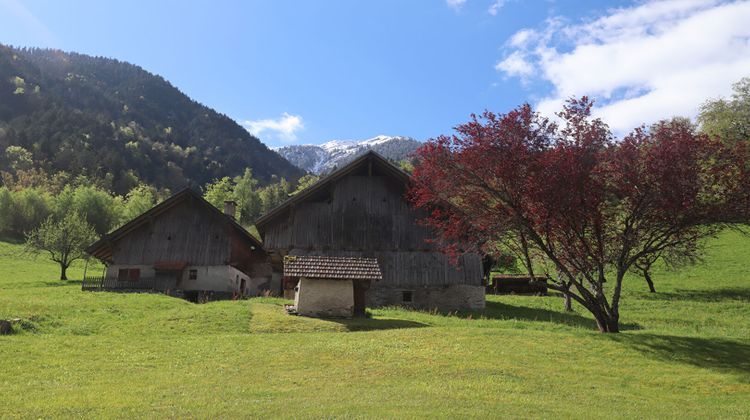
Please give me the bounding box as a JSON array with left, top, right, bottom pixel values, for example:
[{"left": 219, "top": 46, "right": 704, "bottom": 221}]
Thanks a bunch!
[{"left": 223, "top": 200, "right": 237, "bottom": 220}]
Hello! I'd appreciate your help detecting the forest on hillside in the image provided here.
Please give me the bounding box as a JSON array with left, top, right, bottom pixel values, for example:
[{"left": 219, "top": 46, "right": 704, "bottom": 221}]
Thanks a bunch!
[{"left": 0, "top": 45, "right": 303, "bottom": 195}]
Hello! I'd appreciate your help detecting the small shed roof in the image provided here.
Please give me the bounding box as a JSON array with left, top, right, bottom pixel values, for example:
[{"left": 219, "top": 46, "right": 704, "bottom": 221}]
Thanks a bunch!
[{"left": 283, "top": 255, "right": 382, "bottom": 281}]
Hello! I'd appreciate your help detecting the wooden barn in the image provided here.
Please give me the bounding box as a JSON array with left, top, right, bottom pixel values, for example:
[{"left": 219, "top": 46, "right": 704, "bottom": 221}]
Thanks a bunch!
[
  {"left": 256, "top": 151, "right": 485, "bottom": 311},
  {"left": 85, "top": 188, "right": 274, "bottom": 301}
]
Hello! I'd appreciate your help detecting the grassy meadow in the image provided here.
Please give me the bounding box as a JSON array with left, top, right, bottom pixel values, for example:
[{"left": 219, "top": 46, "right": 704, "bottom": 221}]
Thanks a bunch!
[{"left": 1, "top": 231, "right": 749, "bottom": 418}]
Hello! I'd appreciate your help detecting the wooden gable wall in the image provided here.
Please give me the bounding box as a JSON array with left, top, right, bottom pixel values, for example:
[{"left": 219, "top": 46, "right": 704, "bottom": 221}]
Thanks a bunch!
[
  {"left": 262, "top": 172, "right": 482, "bottom": 287},
  {"left": 111, "top": 199, "right": 231, "bottom": 266},
  {"left": 263, "top": 174, "right": 437, "bottom": 252}
]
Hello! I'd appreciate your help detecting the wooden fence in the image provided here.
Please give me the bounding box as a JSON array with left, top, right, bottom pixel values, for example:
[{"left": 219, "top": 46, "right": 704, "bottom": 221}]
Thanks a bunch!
[{"left": 81, "top": 275, "right": 104, "bottom": 291}]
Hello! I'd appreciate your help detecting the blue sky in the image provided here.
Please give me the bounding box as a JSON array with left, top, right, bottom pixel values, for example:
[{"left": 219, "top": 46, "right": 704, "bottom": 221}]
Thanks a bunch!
[{"left": 1, "top": 0, "right": 748, "bottom": 147}]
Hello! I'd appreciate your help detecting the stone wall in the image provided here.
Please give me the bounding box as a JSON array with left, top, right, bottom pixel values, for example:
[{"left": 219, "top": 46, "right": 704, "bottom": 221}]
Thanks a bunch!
[
  {"left": 366, "top": 284, "right": 485, "bottom": 311},
  {"left": 295, "top": 278, "right": 354, "bottom": 318}
]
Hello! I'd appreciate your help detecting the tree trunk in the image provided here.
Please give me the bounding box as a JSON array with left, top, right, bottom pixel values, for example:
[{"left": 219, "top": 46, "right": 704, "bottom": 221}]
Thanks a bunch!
[
  {"left": 644, "top": 270, "right": 656, "bottom": 293},
  {"left": 594, "top": 312, "right": 620, "bottom": 333},
  {"left": 564, "top": 292, "right": 573, "bottom": 312},
  {"left": 60, "top": 265, "right": 68, "bottom": 281}
]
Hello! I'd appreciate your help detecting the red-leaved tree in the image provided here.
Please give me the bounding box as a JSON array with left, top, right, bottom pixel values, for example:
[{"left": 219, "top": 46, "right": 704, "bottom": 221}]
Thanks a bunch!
[{"left": 408, "top": 98, "right": 750, "bottom": 332}]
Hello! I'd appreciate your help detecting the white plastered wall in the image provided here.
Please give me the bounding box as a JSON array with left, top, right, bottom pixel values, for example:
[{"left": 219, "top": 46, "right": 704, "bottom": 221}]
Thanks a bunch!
[{"left": 294, "top": 277, "right": 354, "bottom": 318}]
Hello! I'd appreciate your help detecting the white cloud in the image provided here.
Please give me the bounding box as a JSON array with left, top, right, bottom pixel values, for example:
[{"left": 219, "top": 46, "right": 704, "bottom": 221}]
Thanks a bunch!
[
  {"left": 488, "top": 0, "right": 507, "bottom": 16},
  {"left": 242, "top": 112, "right": 304, "bottom": 143},
  {"left": 508, "top": 28, "right": 535, "bottom": 47},
  {"left": 495, "top": 51, "right": 535, "bottom": 80},
  {"left": 446, "top": 0, "right": 467, "bottom": 11},
  {"left": 495, "top": 0, "right": 750, "bottom": 135}
]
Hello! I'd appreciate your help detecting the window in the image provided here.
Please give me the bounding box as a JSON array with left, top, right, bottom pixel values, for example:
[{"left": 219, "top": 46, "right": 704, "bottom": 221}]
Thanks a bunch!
[
  {"left": 402, "top": 290, "right": 413, "bottom": 303},
  {"left": 118, "top": 268, "right": 140, "bottom": 282},
  {"left": 189, "top": 269, "right": 198, "bottom": 280}
]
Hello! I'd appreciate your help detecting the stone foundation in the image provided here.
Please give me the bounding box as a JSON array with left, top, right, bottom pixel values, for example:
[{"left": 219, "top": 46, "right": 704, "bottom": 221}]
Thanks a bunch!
[{"left": 366, "top": 284, "right": 485, "bottom": 311}]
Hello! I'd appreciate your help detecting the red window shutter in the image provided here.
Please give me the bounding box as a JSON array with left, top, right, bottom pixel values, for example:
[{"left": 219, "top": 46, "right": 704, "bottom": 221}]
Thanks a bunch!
[
  {"left": 129, "top": 269, "right": 140, "bottom": 282},
  {"left": 118, "top": 269, "right": 128, "bottom": 281}
]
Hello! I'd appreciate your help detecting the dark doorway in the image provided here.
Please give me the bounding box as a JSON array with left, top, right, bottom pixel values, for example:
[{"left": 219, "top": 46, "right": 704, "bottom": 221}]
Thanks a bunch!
[
  {"left": 155, "top": 269, "right": 182, "bottom": 291},
  {"left": 240, "top": 278, "right": 247, "bottom": 297},
  {"left": 402, "top": 290, "right": 413, "bottom": 303},
  {"left": 353, "top": 280, "right": 370, "bottom": 317}
]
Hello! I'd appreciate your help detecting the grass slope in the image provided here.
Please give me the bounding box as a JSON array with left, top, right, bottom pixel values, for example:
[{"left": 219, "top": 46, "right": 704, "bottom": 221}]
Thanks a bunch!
[{"left": 1, "top": 232, "right": 749, "bottom": 418}]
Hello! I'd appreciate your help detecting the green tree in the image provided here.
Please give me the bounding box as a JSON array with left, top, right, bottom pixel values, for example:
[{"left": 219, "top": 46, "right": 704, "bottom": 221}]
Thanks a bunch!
[
  {"left": 280, "top": 177, "right": 292, "bottom": 195},
  {"left": 291, "top": 174, "right": 320, "bottom": 196},
  {"left": 233, "top": 169, "right": 262, "bottom": 224},
  {"left": 70, "top": 186, "right": 122, "bottom": 235},
  {"left": 11, "top": 188, "right": 52, "bottom": 237},
  {"left": 397, "top": 159, "right": 414, "bottom": 173},
  {"left": 0, "top": 188, "right": 52, "bottom": 238},
  {"left": 0, "top": 187, "right": 12, "bottom": 237},
  {"left": 698, "top": 77, "right": 750, "bottom": 144},
  {"left": 5, "top": 145, "right": 33, "bottom": 172},
  {"left": 122, "top": 184, "right": 157, "bottom": 222},
  {"left": 259, "top": 180, "right": 290, "bottom": 214},
  {"left": 24, "top": 213, "right": 97, "bottom": 280},
  {"left": 203, "top": 177, "right": 235, "bottom": 210},
  {"left": 52, "top": 186, "right": 75, "bottom": 220}
]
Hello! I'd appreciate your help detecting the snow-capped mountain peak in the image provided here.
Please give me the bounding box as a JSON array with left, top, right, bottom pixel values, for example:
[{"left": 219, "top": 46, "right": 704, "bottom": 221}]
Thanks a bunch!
[{"left": 274, "top": 135, "right": 421, "bottom": 175}]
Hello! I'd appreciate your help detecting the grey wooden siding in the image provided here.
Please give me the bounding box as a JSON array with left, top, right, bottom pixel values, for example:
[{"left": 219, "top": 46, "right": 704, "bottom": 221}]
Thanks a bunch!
[
  {"left": 288, "top": 249, "right": 483, "bottom": 287},
  {"left": 111, "top": 200, "right": 230, "bottom": 265},
  {"left": 264, "top": 175, "right": 482, "bottom": 287},
  {"left": 265, "top": 176, "right": 436, "bottom": 251}
]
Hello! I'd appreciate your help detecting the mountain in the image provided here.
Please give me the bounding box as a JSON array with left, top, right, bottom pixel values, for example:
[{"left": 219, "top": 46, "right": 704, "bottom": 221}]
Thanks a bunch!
[
  {"left": 0, "top": 45, "right": 303, "bottom": 193},
  {"left": 274, "top": 135, "right": 421, "bottom": 174}
]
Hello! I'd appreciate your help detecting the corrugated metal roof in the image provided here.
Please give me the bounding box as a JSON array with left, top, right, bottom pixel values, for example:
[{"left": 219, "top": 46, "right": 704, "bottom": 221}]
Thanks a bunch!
[{"left": 283, "top": 255, "right": 382, "bottom": 281}]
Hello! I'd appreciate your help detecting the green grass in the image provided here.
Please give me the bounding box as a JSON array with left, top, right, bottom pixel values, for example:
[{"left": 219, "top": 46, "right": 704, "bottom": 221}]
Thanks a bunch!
[{"left": 1, "top": 231, "right": 749, "bottom": 418}]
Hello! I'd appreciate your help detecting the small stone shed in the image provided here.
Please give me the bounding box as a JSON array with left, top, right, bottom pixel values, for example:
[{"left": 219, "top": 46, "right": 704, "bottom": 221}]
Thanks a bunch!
[{"left": 284, "top": 255, "right": 382, "bottom": 318}]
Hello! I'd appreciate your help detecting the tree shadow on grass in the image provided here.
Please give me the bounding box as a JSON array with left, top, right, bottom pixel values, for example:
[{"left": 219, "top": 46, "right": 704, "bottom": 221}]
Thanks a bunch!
[
  {"left": 42, "top": 279, "right": 83, "bottom": 287},
  {"left": 473, "top": 301, "right": 642, "bottom": 331},
  {"left": 636, "top": 287, "right": 750, "bottom": 302},
  {"left": 610, "top": 333, "right": 750, "bottom": 382},
  {"left": 329, "top": 317, "right": 429, "bottom": 332},
  {"left": 0, "top": 236, "right": 24, "bottom": 245}
]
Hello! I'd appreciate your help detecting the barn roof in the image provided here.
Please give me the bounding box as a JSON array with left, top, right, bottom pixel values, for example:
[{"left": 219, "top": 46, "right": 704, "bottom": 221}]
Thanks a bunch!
[
  {"left": 86, "top": 187, "right": 263, "bottom": 262},
  {"left": 283, "top": 255, "right": 382, "bottom": 281},
  {"left": 255, "top": 151, "right": 411, "bottom": 230}
]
